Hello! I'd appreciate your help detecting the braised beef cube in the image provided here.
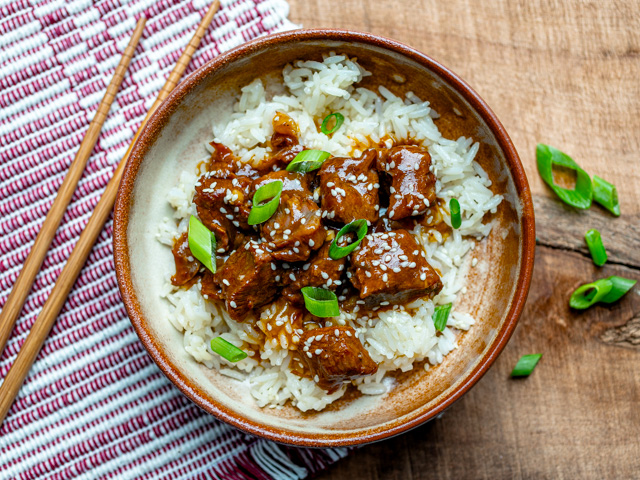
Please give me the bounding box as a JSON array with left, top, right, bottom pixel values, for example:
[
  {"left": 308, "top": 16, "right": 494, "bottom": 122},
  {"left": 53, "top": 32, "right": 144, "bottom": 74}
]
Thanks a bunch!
[
  {"left": 214, "top": 240, "right": 279, "bottom": 321},
  {"left": 282, "top": 241, "right": 346, "bottom": 304},
  {"left": 318, "top": 149, "right": 379, "bottom": 223},
  {"left": 170, "top": 232, "right": 201, "bottom": 286},
  {"left": 298, "top": 326, "right": 378, "bottom": 392},
  {"left": 252, "top": 170, "right": 312, "bottom": 199},
  {"left": 378, "top": 145, "right": 436, "bottom": 220},
  {"left": 349, "top": 229, "right": 442, "bottom": 306},
  {"left": 200, "top": 270, "right": 223, "bottom": 301},
  {"left": 193, "top": 174, "right": 252, "bottom": 252},
  {"left": 260, "top": 192, "right": 326, "bottom": 262},
  {"left": 206, "top": 142, "right": 237, "bottom": 178},
  {"left": 271, "top": 112, "right": 299, "bottom": 151}
]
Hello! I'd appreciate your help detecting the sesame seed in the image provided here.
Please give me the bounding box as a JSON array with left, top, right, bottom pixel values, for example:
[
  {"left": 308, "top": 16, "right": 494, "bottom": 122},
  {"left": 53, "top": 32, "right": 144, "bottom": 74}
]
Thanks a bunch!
[
  {"left": 306, "top": 352, "right": 313, "bottom": 358},
  {"left": 270, "top": 230, "right": 276, "bottom": 237},
  {"left": 374, "top": 205, "right": 379, "bottom": 211},
  {"left": 335, "top": 280, "right": 342, "bottom": 285},
  {"left": 334, "top": 329, "right": 340, "bottom": 336},
  {"left": 390, "top": 186, "right": 396, "bottom": 193},
  {"left": 413, "top": 250, "right": 419, "bottom": 255},
  {"left": 374, "top": 248, "right": 383, "bottom": 255},
  {"left": 308, "top": 239, "right": 314, "bottom": 247},
  {"left": 327, "top": 182, "right": 335, "bottom": 187},
  {"left": 367, "top": 184, "right": 373, "bottom": 191},
  {"left": 399, "top": 255, "right": 408, "bottom": 261},
  {"left": 385, "top": 255, "right": 392, "bottom": 262},
  {"left": 394, "top": 194, "right": 402, "bottom": 199},
  {"left": 389, "top": 161, "right": 396, "bottom": 169},
  {"left": 275, "top": 275, "right": 281, "bottom": 282},
  {"left": 283, "top": 234, "right": 289, "bottom": 240},
  {"left": 230, "top": 301, "right": 237, "bottom": 308},
  {"left": 381, "top": 301, "right": 390, "bottom": 306},
  {"left": 226, "top": 214, "right": 234, "bottom": 220},
  {"left": 410, "top": 262, "right": 417, "bottom": 268},
  {"left": 283, "top": 263, "right": 290, "bottom": 269},
  {"left": 293, "top": 247, "right": 300, "bottom": 253},
  {"left": 285, "top": 208, "right": 291, "bottom": 214},
  {"left": 233, "top": 221, "right": 240, "bottom": 227},
  {"left": 301, "top": 217, "right": 307, "bottom": 224},
  {"left": 365, "top": 271, "right": 372, "bottom": 278},
  {"left": 380, "top": 265, "right": 388, "bottom": 271},
  {"left": 271, "top": 263, "right": 276, "bottom": 270},
  {"left": 389, "top": 232, "right": 396, "bottom": 237},
  {"left": 346, "top": 330, "right": 352, "bottom": 337},
  {"left": 294, "top": 241, "right": 300, "bottom": 246},
  {"left": 303, "top": 263, "right": 310, "bottom": 271},
  {"left": 220, "top": 207, "right": 227, "bottom": 214},
  {"left": 374, "top": 183, "right": 380, "bottom": 188},
  {"left": 274, "top": 222, "right": 280, "bottom": 229},
  {"left": 356, "top": 300, "right": 365, "bottom": 305},
  {"left": 338, "top": 296, "right": 346, "bottom": 301},
  {"left": 321, "top": 272, "right": 329, "bottom": 280},
  {"left": 223, "top": 279, "right": 230, "bottom": 286},
  {"left": 414, "top": 163, "right": 420, "bottom": 170},
  {"left": 314, "top": 374, "right": 320, "bottom": 382},
  {"left": 372, "top": 260, "right": 380, "bottom": 266},
  {"left": 338, "top": 264, "right": 344, "bottom": 271},
  {"left": 314, "top": 349, "right": 323, "bottom": 355},
  {"left": 472, "top": 258, "right": 478, "bottom": 267},
  {"left": 393, "top": 267, "right": 401, "bottom": 273},
  {"left": 382, "top": 273, "right": 388, "bottom": 282},
  {"left": 289, "top": 273, "right": 296, "bottom": 281}
]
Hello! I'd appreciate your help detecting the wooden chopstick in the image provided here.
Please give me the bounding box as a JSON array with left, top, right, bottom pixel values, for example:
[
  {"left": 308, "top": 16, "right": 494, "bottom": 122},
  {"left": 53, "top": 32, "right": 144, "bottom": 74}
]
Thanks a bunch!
[
  {"left": 0, "top": 1, "right": 220, "bottom": 426},
  {"left": 0, "top": 17, "right": 147, "bottom": 357}
]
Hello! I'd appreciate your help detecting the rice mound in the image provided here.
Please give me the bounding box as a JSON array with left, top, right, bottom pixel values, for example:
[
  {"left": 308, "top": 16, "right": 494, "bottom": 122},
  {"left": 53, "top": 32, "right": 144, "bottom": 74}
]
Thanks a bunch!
[{"left": 156, "top": 53, "right": 502, "bottom": 412}]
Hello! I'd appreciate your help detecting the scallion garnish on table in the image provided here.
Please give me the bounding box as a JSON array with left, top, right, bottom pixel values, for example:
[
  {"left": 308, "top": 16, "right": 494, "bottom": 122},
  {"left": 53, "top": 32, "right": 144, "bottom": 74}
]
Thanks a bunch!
[
  {"left": 449, "top": 198, "right": 461, "bottom": 229},
  {"left": 188, "top": 215, "right": 217, "bottom": 273},
  {"left": 584, "top": 229, "right": 607, "bottom": 266},
  {"left": 569, "top": 276, "right": 636, "bottom": 309},
  {"left": 433, "top": 303, "right": 452, "bottom": 332},
  {"left": 511, "top": 354, "right": 542, "bottom": 377},
  {"left": 301, "top": 286, "right": 340, "bottom": 317},
  {"left": 210, "top": 337, "right": 247, "bottom": 362},
  {"left": 320, "top": 112, "right": 345, "bottom": 135},
  {"left": 329, "top": 219, "right": 368, "bottom": 259},
  {"left": 536, "top": 143, "right": 592, "bottom": 209},
  {"left": 247, "top": 180, "right": 283, "bottom": 225},
  {"left": 592, "top": 175, "right": 620, "bottom": 216},
  {"left": 286, "top": 149, "right": 331, "bottom": 173}
]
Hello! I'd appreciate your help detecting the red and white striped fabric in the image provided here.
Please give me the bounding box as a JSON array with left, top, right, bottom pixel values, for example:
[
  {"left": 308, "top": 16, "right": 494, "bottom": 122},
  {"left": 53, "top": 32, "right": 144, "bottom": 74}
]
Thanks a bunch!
[{"left": 0, "top": 1, "right": 350, "bottom": 478}]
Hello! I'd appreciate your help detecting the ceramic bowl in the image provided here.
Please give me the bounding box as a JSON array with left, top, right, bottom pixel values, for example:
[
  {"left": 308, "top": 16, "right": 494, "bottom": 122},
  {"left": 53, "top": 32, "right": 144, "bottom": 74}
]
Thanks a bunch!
[{"left": 113, "top": 29, "right": 535, "bottom": 447}]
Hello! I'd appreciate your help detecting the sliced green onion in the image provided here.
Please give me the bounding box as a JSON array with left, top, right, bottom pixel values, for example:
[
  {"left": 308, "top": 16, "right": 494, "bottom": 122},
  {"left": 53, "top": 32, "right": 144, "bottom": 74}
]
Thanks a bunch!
[
  {"left": 320, "top": 112, "right": 345, "bottom": 135},
  {"left": 188, "top": 215, "right": 216, "bottom": 273},
  {"left": 432, "top": 303, "right": 452, "bottom": 332},
  {"left": 585, "top": 229, "right": 607, "bottom": 266},
  {"left": 286, "top": 149, "right": 331, "bottom": 173},
  {"left": 569, "top": 278, "right": 613, "bottom": 310},
  {"left": 592, "top": 175, "right": 620, "bottom": 216},
  {"left": 248, "top": 180, "right": 283, "bottom": 225},
  {"left": 301, "top": 287, "right": 340, "bottom": 317},
  {"left": 449, "top": 198, "right": 461, "bottom": 229},
  {"left": 536, "top": 143, "right": 592, "bottom": 209},
  {"left": 210, "top": 337, "right": 247, "bottom": 362},
  {"left": 600, "top": 276, "right": 637, "bottom": 304},
  {"left": 329, "top": 219, "right": 368, "bottom": 259},
  {"left": 511, "top": 354, "right": 542, "bottom": 377}
]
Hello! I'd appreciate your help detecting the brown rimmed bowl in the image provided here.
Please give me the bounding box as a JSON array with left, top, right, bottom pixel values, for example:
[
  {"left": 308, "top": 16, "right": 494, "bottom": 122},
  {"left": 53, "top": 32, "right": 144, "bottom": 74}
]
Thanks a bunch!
[{"left": 113, "top": 28, "right": 535, "bottom": 447}]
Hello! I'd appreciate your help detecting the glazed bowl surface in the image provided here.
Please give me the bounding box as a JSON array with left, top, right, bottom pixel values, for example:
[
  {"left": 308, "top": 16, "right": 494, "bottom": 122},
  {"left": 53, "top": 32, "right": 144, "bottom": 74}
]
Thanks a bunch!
[{"left": 113, "top": 28, "right": 535, "bottom": 447}]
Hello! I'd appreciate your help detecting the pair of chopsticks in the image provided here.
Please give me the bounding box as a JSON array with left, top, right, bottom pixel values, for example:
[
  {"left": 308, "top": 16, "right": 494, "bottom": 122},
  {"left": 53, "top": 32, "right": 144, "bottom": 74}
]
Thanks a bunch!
[{"left": 0, "top": 1, "right": 221, "bottom": 425}]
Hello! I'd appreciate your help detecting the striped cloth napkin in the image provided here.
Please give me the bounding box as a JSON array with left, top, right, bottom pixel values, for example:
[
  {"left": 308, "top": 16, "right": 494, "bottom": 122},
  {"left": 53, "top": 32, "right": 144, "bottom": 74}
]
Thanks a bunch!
[{"left": 0, "top": 0, "right": 350, "bottom": 478}]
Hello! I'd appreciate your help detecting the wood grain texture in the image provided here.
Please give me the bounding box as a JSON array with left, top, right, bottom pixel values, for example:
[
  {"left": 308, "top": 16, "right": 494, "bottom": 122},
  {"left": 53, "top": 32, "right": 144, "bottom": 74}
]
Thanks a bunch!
[{"left": 283, "top": 0, "right": 640, "bottom": 478}]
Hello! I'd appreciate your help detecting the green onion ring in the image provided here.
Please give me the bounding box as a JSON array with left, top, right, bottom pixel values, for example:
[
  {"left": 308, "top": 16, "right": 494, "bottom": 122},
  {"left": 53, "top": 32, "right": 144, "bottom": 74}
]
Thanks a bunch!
[
  {"left": 301, "top": 286, "right": 340, "bottom": 317},
  {"left": 592, "top": 175, "right": 620, "bottom": 216},
  {"left": 286, "top": 149, "right": 331, "bottom": 173},
  {"left": 601, "top": 276, "right": 637, "bottom": 304},
  {"left": 569, "top": 278, "right": 613, "bottom": 310},
  {"left": 320, "top": 112, "right": 345, "bottom": 135},
  {"left": 329, "top": 219, "right": 368, "bottom": 259},
  {"left": 511, "top": 354, "right": 542, "bottom": 377},
  {"left": 449, "top": 198, "right": 461, "bottom": 229},
  {"left": 536, "top": 143, "right": 592, "bottom": 209},
  {"left": 247, "top": 180, "right": 283, "bottom": 225},
  {"left": 433, "top": 303, "right": 452, "bottom": 332},
  {"left": 210, "top": 337, "right": 247, "bottom": 362},
  {"left": 585, "top": 229, "right": 607, "bottom": 266},
  {"left": 188, "top": 215, "right": 216, "bottom": 273}
]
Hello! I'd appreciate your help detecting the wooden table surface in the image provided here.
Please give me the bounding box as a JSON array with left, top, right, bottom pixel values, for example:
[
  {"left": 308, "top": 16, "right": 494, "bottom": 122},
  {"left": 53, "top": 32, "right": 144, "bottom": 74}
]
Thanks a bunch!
[{"left": 284, "top": 1, "right": 640, "bottom": 479}]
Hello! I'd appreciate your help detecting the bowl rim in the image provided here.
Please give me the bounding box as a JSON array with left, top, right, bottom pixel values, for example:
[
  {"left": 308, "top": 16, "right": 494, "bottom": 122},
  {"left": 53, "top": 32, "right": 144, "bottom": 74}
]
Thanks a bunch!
[{"left": 113, "top": 27, "right": 535, "bottom": 447}]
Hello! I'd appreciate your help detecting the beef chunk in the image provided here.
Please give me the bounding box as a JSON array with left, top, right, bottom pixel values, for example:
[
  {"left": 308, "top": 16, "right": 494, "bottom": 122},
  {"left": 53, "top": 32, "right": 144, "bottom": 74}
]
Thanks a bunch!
[
  {"left": 214, "top": 240, "right": 279, "bottom": 321},
  {"left": 252, "top": 170, "right": 312, "bottom": 199},
  {"left": 170, "top": 232, "right": 201, "bottom": 286},
  {"left": 282, "top": 241, "right": 346, "bottom": 304},
  {"left": 200, "top": 270, "right": 223, "bottom": 301},
  {"left": 318, "top": 149, "right": 380, "bottom": 223},
  {"left": 378, "top": 145, "right": 436, "bottom": 220},
  {"left": 298, "top": 326, "right": 378, "bottom": 392},
  {"left": 349, "top": 229, "right": 442, "bottom": 306},
  {"left": 271, "top": 112, "right": 299, "bottom": 151},
  {"left": 193, "top": 172, "right": 253, "bottom": 253}
]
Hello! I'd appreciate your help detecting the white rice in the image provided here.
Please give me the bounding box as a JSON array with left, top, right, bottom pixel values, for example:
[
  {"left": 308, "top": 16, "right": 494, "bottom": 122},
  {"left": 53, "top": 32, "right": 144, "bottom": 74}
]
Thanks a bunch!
[{"left": 157, "top": 53, "right": 502, "bottom": 412}]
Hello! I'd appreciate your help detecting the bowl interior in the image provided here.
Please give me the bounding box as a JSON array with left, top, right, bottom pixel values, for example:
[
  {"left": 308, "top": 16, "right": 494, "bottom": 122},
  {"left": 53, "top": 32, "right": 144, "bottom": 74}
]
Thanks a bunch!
[{"left": 114, "top": 30, "right": 534, "bottom": 446}]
